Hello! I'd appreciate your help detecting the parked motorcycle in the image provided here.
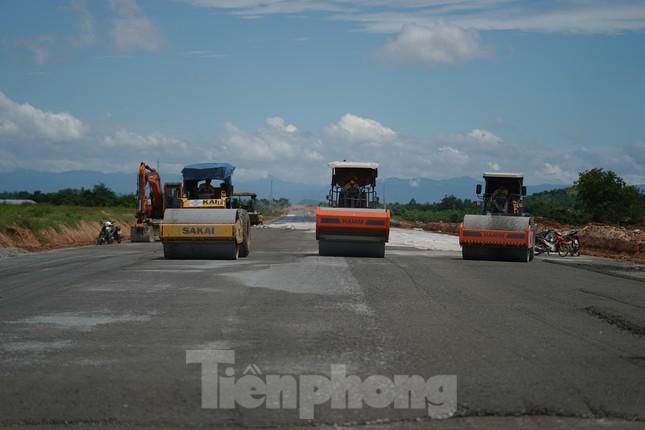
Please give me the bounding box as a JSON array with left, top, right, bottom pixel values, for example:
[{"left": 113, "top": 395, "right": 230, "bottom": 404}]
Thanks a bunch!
[
  {"left": 534, "top": 229, "right": 580, "bottom": 257},
  {"left": 96, "top": 221, "right": 122, "bottom": 245},
  {"left": 535, "top": 230, "right": 557, "bottom": 256},
  {"left": 564, "top": 231, "right": 580, "bottom": 256}
]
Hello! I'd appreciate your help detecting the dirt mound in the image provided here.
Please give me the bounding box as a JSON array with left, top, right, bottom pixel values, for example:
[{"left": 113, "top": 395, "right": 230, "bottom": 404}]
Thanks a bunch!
[
  {"left": 0, "top": 221, "right": 132, "bottom": 252},
  {"left": 534, "top": 217, "right": 574, "bottom": 234},
  {"left": 421, "top": 221, "right": 460, "bottom": 235},
  {"left": 578, "top": 224, "right": 644, "bottom": 262}
]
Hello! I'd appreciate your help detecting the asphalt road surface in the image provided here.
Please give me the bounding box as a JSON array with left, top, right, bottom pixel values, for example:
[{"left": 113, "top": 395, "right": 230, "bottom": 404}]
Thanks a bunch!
[{"left": 1, "top": 217, "right": 645, "bottom": 429}]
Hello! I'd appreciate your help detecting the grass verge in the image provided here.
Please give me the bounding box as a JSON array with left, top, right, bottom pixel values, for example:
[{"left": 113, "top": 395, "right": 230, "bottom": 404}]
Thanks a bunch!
[{"left": 0, "top": 204, "right": 133, "bottom": 237}]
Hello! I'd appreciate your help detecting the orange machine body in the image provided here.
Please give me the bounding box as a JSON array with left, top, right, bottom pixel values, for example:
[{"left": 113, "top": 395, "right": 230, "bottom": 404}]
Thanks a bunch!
[
  {"left": 316, "top": 207, "right": 390, "bottom": 242},
  {"left": 459, "top": 224, "right": 534, "bottom": 248}
]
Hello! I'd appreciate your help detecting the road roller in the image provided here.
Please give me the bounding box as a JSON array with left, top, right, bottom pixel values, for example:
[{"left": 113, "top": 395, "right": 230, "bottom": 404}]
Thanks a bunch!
[
  {"left": 159, "top": 163, "right": 251, "bottom": 260},
  {"left": 316, "top": 161, "right": 390, "bottom": 258},
  {"left": 459, "top": 172, "right": 535, "bottom": 262}
]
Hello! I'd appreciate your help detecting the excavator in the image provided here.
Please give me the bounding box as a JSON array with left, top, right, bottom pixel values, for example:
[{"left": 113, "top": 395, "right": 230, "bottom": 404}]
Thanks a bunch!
[
  {"left": 316, "top": 161, "right": 390, "bottom": 258},
  {"left": 459, "top": 172, "right": 536, "bottom": 262},
  {"left": 131, "top": 162, "right": 164, "bottom": 242},
  {"left": 159, "top": 163, "right": 251, "bottom": 260}
]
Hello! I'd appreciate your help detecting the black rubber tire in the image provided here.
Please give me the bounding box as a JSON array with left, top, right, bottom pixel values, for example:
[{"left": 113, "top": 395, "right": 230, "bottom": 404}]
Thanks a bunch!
[
  {"left": 163, "top": 242, "right": 239, "bottom": 260},
  {"left": 520, "top": 248, "right": 531, "bottom": 263},
  {"left": 558, "top": 244, "right": 569, "bottom": 257},
  {"left": 319, "top": 240, "right": 385, "bottom": 258},
  {"left": 239, "top": 212, "right": 251, "bottom": 258}
]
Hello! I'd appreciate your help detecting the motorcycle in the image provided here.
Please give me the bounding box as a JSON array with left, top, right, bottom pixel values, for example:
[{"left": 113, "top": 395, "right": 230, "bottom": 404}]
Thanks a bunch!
[
  {"left": 535, "top": 230, "right": 558, "bottom": 256},
  {"left": 564, "top": 231, "right": 580, "bottom": 256},
  {"left": 96, "top": 221, "right": 122, "bottom": 245},
  {"left": 534, "top": 229, "right": 580, "bottom": 257}
]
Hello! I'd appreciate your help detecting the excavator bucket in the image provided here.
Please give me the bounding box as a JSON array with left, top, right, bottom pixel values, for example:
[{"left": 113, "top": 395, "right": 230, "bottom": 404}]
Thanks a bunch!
[
  {"left": 316, "top": 207, "right": 390, "bottom": 258},
  {"left": 160, "top": 208, "right": 245, "bottom": 260},
  {"left": 131, "top": 223, "right": 155, "bottom": 242},
  {"left": 459, "top": 214, "right": 534, "bottom": 262}
]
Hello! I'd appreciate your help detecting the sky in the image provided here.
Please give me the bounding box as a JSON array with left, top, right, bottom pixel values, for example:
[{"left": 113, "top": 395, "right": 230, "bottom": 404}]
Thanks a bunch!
[{"left": 1, "top": 0, "right": 644, "bottom": 185}]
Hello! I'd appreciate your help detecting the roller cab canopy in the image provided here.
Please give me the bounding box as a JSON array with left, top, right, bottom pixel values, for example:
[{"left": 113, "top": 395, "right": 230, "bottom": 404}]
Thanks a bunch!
[
  {"left": 482, "top": 172, "right": 525, "bottom": 196},
  {"left": 181, "top": 162, "right": 236, "bottom": 203},
  {"left": 329, "top": 161, "right": 379, "bottom": 187},
  {"left": 182, "top": 163, "right": 235, "bottom": 181}
]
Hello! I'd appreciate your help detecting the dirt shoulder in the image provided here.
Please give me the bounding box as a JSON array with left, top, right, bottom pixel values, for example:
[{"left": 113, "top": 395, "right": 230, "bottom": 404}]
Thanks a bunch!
[
  {"left": 0, "top": 205, "right": 133, "bottom": 253},
  {"left": 393, "top": 216, "right": 645, "bottom": 264}
]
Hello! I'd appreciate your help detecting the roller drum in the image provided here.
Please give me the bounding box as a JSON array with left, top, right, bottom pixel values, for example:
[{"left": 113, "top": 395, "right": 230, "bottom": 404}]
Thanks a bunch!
[
  {"left": 163, "top": 208, "right": 238, "bottom": 225},
  {"left": 318, "top": 240, "right": 385, "bottom": 258},
  {"left": 463, "top": 214, "right": 530, "bottom": 231}
]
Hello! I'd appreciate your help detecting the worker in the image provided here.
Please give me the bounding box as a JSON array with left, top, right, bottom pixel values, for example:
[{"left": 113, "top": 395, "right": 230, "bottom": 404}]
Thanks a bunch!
[
  {"left": 491, "top": 186, "right": 509, "bottom": 213},
  {"left": 344, "top": 178, "right": 361, "bottom": 207},
  {"left": 198, "top": 179, "right": 217, "bottom": 196}
]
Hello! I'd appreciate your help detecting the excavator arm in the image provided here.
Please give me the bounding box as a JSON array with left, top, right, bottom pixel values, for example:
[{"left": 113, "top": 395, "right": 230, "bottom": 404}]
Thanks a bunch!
[{"left": 132, "top": 162, "right": 164, "bottom": 242}]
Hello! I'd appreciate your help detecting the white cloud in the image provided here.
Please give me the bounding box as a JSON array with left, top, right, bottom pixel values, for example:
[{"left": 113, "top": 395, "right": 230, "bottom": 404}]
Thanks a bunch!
[
  {"left": 187, "top": 1, "right": 645, "bottom": 35},
  {"left": 540, "top": 162, "right": 576, "bottom": 183},
  {"left": 189, "top": 0, "right": 346, "bottom": 15},
  {"left": 110, "top": 0, "right": 163, "bottom": 53},
  {"left": 0, "top": 91, "right": 85, "bottom": 141},
  {"left": 444, "top": 128, "right": 503, "bottom": 150},
  {"left": 102, "top": 130, "right": 191, "bottom": 156},
  {"left": 218, "top": 117, "right": 316, "bottom": 162},
  {"left": 437, "top": 146, "right": 469, "bottom": 164},
  {"left": 17, "top": 36, "right": 54, "bottom": 65},
  {"left": 266, "top": 116, "right": 297, "bottom": 133},
  {"left": 465, "top": 128, "right": 502, "bottom": 146},
  {"left": 70, "top": 0, "right": 96, "bottom": 47},
  {"left": 325, "top": 113, "right": 397, "bottom": 144},
  {"left": 375, "top": 22, "right": 489, "bottom": 66},
  {"left": 487, "top": 161, "right": 501, "bottom": 171},
  {"left": 0, "top": 92, "right": 641, "bottom": 186}
]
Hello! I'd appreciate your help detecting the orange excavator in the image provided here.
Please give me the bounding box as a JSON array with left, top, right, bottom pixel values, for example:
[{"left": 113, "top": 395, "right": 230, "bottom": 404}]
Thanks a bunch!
[
  {"left": 316, "top": 161, "right": 390, "bottom": 257},
  {"left": 131, "top": 162, "right": 164, "bottom": 242}
]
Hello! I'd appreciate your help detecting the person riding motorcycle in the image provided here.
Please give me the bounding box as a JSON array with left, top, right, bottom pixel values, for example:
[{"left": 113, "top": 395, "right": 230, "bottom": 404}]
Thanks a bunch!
[{"left": 97, "top": 221, "right": 122, "bottom": 245}]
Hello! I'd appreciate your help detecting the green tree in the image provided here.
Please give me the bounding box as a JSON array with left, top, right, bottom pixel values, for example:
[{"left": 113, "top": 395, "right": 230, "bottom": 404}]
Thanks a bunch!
[{"left": 575, "top": 168, "right": 644, "bottom": 224}]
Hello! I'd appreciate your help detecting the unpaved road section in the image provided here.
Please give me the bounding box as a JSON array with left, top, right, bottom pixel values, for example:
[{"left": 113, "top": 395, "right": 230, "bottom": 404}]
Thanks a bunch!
[{"left": 1, "top": 223, "right": 644, "bottom": 428}]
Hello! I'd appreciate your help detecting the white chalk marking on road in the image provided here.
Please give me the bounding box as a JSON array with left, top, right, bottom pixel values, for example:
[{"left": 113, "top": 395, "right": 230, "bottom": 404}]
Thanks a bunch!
[
  {"left": 221, "top": 256, "right": 364, "bottom": 296},
  {"left": 387, "top": 228, "right": 461, "bottom": 252},
  {"left": 0, "top": 340, "right": 73, "bottom": 353},
  {"left": 8, "top": 312, "right": 155, "bottom": 332}
]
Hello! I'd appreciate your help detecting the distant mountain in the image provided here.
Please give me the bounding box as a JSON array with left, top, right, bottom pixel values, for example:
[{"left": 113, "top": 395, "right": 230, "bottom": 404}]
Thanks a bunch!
[{"left": 0, "top": 169, "right": 570, "bottom": 204}]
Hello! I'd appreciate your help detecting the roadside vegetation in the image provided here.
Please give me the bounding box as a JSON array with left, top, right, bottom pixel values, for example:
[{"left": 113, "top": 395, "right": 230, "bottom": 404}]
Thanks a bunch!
[
  {"left": 388, "top": 195, "right": 480, "bottom": 223},
  {"left": 392, "top": 169, "right": 645, "bottom": 226},
  {"left": 255, "top": 198, "right": 290, "bottom": 220},
  {"left": 0, "top": 204, "right": 132, "bottom": 237},
  {"left": 0, "top": 184, "right": 135, "bottom": 207}
]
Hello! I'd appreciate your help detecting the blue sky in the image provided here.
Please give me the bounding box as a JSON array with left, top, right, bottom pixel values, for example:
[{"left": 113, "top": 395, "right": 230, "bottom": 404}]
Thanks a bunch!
[{"left": 1, "top": 0, "right": 644, "bottom": 185}]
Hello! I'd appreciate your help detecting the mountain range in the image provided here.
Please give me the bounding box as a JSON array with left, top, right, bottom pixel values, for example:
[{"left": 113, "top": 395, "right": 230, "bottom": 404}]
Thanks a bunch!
[{"left": 0, "top": 168, "right": 591, "bottom": 204}]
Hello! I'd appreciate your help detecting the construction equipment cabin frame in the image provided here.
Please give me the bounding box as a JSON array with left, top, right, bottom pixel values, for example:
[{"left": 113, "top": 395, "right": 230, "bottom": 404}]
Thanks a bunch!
[
  {"left": 181, "top": 163, "right": 235, "bottom": 203},
  {"left": 326, "top": 161, "right": 381, "bottom": 209},
  {"left": 478, "top": 172, "right": 528, "bottom": 215}
]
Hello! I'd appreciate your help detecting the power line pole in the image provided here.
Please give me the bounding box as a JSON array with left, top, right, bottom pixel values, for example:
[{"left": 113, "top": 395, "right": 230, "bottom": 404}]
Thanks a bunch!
[{"left": 270, "top": 176, "right": 274, "bottom": 212}]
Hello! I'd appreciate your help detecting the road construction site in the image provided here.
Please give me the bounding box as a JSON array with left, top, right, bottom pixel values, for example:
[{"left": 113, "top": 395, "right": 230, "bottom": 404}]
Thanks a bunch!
[{"left": 1, "top": 210, "right": 645, "bottom": 429}]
